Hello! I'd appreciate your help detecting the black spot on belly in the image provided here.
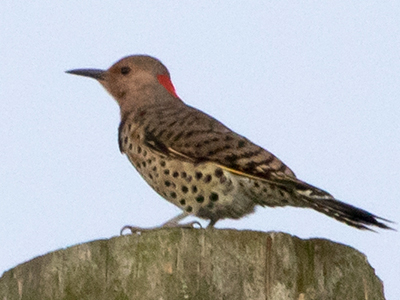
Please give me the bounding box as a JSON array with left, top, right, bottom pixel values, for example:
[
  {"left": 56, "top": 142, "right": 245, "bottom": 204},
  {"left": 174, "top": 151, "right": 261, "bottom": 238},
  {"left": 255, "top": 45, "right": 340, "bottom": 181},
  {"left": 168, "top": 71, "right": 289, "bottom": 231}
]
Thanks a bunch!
[
  {"left": 215, "top": 168, "right": 223, "bottom": 178},
  {"left": 196, "top": 195, "right": 204, "bottom": 203},
  {"left": 204, "top": 174, "right": 212, "bottom": 183},
  {"left": 195, "top": 172, "right": 203, "bottom": 180},
  {"left": 209, "top": 192, "right": 219, "bottom": 202}
]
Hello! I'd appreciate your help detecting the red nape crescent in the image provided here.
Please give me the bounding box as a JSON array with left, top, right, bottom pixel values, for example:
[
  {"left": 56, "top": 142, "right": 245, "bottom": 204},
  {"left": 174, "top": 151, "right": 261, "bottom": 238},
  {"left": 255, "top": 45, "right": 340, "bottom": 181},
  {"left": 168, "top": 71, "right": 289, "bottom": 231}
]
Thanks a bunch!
[{"left": 157, "top": 74, "right": 179, "bottom": 98}]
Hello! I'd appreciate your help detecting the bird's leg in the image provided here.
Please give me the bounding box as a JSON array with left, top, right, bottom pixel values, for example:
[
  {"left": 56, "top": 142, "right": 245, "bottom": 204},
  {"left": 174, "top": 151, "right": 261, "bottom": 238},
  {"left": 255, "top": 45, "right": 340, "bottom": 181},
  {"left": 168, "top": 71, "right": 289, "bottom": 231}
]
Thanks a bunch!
[
  {"left": 206, "top": 218, "right": 218, "bottom": 228},
  {"left": 120, "top": 212, "right": 202, "bottom": 235}
]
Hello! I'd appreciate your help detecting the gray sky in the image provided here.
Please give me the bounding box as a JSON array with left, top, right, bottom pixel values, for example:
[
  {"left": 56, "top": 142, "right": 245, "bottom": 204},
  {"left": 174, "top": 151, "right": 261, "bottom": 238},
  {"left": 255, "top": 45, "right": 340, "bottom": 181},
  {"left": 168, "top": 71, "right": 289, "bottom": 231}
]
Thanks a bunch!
[{"left": 1, "top": 1, "right": 399, "bottom": 298}]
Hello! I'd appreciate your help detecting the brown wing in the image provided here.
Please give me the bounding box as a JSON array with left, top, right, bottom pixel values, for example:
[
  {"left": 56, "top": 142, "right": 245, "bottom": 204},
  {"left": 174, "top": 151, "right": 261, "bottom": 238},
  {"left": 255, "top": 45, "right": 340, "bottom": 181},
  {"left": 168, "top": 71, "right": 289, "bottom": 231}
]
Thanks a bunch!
[{"left": 138, "top": 103, "right": 296, "bottom": 182}]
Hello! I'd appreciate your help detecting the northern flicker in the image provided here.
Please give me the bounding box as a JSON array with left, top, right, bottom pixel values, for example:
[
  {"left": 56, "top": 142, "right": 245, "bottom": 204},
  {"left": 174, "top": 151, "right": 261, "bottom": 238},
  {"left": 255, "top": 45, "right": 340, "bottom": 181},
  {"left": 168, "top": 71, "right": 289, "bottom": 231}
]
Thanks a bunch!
[{"left": 66, "top": 55, "right": 393, "bottom": 232}]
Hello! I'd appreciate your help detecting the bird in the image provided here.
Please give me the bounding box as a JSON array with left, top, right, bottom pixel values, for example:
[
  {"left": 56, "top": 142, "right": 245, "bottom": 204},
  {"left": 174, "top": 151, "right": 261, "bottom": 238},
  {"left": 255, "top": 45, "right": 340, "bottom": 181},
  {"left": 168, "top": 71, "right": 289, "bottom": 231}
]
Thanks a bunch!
[{"left": 66, "top": 55, "right": 393, "bottom": 232}]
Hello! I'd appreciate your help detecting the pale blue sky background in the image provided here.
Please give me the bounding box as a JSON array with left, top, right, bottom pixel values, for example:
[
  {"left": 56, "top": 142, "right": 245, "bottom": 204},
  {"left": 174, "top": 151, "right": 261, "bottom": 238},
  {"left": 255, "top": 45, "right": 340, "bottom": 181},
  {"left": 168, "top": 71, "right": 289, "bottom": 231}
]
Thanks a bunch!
[{"left": 1, "top": 1, "right": 399, "bottom": 298}]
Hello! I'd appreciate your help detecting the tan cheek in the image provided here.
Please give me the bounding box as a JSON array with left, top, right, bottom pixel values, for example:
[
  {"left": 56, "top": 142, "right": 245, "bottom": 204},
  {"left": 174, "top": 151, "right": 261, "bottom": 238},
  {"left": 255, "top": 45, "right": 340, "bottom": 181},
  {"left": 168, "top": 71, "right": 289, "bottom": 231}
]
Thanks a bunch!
[{"left": 101, "top": 80, "right": 125, "bottom": 99}]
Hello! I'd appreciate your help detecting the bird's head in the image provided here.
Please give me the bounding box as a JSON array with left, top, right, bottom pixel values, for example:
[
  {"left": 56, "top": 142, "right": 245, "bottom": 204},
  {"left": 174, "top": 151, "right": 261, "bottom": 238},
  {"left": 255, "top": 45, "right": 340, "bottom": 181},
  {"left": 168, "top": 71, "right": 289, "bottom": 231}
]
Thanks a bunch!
[{"left": 67, "top": 55, "right": 180, "bottom": 116}]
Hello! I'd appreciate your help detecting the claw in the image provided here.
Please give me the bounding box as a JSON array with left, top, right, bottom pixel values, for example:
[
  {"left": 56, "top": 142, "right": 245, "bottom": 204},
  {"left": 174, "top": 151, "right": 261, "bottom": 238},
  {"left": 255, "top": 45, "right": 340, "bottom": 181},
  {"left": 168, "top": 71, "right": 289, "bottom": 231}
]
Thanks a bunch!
[{"left": 120, "top": 225, "right": 149, "bottom": 235}]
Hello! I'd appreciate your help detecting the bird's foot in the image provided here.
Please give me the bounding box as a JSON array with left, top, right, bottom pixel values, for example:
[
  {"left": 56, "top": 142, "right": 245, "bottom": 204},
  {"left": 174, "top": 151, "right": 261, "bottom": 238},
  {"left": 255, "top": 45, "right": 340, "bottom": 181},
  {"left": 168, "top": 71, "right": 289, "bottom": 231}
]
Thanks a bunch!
[{"left": 120, "top": 221, "right": 202, "bottom": 235}]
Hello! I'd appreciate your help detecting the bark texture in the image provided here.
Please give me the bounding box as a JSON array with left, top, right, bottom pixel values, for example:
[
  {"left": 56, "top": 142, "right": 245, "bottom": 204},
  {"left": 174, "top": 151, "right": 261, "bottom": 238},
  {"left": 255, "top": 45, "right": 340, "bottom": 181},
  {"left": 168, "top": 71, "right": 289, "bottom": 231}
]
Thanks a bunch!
[{"left": 0, "top": 230, "right": 385, "bottom": 300}]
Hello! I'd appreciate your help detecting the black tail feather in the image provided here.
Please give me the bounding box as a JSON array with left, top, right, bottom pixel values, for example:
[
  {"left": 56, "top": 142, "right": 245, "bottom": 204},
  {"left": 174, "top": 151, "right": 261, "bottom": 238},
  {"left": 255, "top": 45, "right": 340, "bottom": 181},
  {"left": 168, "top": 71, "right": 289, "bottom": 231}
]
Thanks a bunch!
[{"left": 302, "top": 196, "right": 395, "bottom": 231}]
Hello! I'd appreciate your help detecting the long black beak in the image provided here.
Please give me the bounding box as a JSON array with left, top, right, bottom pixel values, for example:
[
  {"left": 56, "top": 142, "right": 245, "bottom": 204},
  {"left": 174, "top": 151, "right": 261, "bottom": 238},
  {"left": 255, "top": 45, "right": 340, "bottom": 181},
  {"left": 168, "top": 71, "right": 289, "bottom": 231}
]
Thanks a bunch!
[{"left": 66, "top": 68, "right": 106, "bottom": 80}]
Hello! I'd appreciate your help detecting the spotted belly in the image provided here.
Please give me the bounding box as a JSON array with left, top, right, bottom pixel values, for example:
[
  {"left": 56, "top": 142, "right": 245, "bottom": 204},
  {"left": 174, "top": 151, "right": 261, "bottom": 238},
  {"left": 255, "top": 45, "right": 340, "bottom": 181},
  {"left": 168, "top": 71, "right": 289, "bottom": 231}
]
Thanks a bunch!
[{"left": 124, "top": 143, "right": 255, "bottom": 223}]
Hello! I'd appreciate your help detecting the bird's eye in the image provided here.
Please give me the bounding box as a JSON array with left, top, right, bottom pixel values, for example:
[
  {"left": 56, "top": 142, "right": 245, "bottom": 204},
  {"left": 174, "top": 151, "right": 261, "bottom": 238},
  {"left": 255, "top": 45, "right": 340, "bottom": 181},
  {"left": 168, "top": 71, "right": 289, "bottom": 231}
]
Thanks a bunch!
[{"left": 120, "top": 67, "right": 131, "bottom": 75}]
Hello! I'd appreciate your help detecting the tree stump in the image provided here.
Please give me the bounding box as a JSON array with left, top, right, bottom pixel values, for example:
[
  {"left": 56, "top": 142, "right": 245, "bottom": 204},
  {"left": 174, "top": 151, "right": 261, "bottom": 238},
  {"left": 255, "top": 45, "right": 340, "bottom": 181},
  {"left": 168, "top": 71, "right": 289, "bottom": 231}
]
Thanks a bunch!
[{"left": 0, "top": 230, "right": 385, "bottom": 300}]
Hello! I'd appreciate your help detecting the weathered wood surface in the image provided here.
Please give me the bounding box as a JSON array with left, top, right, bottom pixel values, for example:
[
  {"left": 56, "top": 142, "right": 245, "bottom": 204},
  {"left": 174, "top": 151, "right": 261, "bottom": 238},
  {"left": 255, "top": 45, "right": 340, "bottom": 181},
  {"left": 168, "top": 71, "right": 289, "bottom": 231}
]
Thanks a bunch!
[{"left": 0, "top": 230, "right": 385, "bottom": 300}]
